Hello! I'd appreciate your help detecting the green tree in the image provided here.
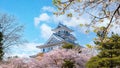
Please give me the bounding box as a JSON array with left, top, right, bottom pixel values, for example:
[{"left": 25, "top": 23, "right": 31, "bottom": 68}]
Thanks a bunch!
[
  {"left": 86, "top": 34, "right": 120, "bottom": 68},
  {"left": 62, "top": 60, "right": 75, "bottom": 68},
  {"left": 0, "top": 32, "right": 3, "bottom": 60},
  {"left": 62, "top": 43, "right": 75, "bottom": 49}
]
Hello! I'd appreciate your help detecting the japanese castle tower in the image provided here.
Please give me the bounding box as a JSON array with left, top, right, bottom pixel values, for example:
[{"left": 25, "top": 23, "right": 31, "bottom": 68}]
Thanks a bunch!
[{"left": 37, "top": 23, "right": 78, "bottom": 53}]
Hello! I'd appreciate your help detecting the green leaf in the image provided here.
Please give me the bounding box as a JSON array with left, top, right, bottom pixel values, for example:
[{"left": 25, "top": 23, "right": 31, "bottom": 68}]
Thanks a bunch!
[
  {"left": 85, "top": 30, "right": 89, "bottom": 34},
  {"left": 98, "top": 19, "right": 104, "bottom": 22},
  {"left": 106, "top": 11, "right": 110, "bottom": 16},
  {"left": 86, "top": 44, "right": 92, "bottom": 48},
  {"left": 58, "top": 7, "right": 62, "bottom": 10},
  {"left": 67, "top": 13, "right": 72, "bottom": 17},
  {"left": 77, "top": 0, "right": 82, "bottom": 2},
  {"left": 93, "top": 29, "right": 98, "bottom": 33},
  {"left": 63, "top": 4, "right": 67, "bottom": 7},
  {"left": 80, "top": 24, "right": 83, "bottom": 27}
]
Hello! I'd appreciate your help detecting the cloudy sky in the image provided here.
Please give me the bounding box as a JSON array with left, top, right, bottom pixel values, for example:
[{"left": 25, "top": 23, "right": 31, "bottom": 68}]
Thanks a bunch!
[{"left": 0, "top": 0, "right": 97, "bottom": 57}]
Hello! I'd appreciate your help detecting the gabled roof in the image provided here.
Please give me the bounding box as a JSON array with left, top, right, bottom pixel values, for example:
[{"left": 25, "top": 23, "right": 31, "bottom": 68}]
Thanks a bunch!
[
  {"left": 37, "top": 23, "right": 79, "bottom": 49},
  {"left": 52, "top": 23, "right": 73, "bottom": 32},
  {"left": 37, "top": 33, "right": 65, "bottom": 48},
  {"left": 68, "top": 34, "right": 77, "bottom": 40},
  {"left": 44, "top": 33, "right": 64, "bottom": 45}
]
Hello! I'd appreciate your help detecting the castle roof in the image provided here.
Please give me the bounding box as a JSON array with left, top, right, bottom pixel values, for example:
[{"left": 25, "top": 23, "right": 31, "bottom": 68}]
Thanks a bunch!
[
  {"left": 52, "top": 23, "right": 73, "bottom": 32},
  {"left": 37, "top": 23, "right": 78, "bottom": 50},
  {"left": 37, "top": 41, "right": 64, "bottom": 48}
]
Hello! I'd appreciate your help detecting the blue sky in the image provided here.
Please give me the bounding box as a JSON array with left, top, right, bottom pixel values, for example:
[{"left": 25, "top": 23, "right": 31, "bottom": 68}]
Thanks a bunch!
[
  {"left": 0, "top": 0, "right": 97, "bottom": 57},
  {"left": 0, "top": 0, "right": 53, "bottom": 43}
]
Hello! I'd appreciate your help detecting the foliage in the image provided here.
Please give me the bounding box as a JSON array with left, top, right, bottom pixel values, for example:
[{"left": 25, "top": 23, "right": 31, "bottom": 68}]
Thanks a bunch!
[
  {"left": 86, "top": 44, "right": 93, "bottom": 48},
  {"left": 0, "top": 32, "right": 3, "bottom": 60},
  {"left": 62, "top": 43, "right": 75, "bottom": 49},
  {"left": 86, "top": 34, "right": 120, "bottom": 68},
  {"left": 86, "top": 56, "right": 100, "bottom": 68},
  {"left": 62, "top": 60, "right": 75, "bottom": 68},
  {"left": 53, "top": 0, "right": 120, "bottom": 36}
]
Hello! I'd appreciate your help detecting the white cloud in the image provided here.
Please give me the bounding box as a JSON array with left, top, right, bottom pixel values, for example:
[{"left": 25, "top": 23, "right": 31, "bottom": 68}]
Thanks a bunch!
[
  {"left": 52, "top": 15, "right": 66, "bottom": 24},
  {"left": 6, "top": 43, "right": 43, "bottom": 58},
  {"left": 52, "top": 15, "right": 88, "bottom": 27},
  {"left": 34, "top": 6, "right": 88, "bottom": 28},
  {"left": 34, "top": 6, "right": 120, "bottom": 34},
  {"left": 42, "top": 6, "right": 55, "bottom": 12},
  {"left": 40, "top": 24, "right": 53, "bottom": 39},
  {"left": 64, "top": 17, "right": 88, "bottom": 27},
  {"left": 34, "top": 13, "right": 50, "bottom": 26},
  {"left": 34, "top": 6, "right": 120, "bottom": 39},
  {"left": 52, "top": 15, "right": 90, "bottom": 34}
]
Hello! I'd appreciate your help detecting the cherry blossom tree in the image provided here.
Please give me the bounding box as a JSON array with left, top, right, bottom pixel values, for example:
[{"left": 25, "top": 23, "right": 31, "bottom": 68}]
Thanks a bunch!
[
  {"left": 53, "top": 0, "right": 120, "bottom": 37},
  {"left": 0, "top": 58, "right": 41, "bottom": 68},
  {"left": 36, "top": 49, "right": 92, "bottom": 68},
  {"left": 0, "top": 49, "right": 93, "bottom": 68}
]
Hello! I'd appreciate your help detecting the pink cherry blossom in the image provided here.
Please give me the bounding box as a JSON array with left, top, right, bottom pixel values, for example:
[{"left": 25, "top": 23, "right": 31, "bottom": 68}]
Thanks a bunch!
[{"left": 0, "top": 49, "right": 93, "bottom": 68}]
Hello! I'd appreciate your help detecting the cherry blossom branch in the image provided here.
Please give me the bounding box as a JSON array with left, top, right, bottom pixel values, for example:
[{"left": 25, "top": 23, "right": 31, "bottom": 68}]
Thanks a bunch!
[{"left": 103, "top": 4, "right": 120, "bottom": 38}]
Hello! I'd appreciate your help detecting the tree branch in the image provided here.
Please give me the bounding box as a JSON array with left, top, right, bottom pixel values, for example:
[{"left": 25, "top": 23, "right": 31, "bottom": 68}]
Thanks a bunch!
[
  {"left": 63, "top": 1, "right": 72, "bottom": 13},
  {"left": 85, "top": 11, "right": 109, "bottom": 19},
  {"left": 103, "top": 4, "right": 120, "bottom": 38}
]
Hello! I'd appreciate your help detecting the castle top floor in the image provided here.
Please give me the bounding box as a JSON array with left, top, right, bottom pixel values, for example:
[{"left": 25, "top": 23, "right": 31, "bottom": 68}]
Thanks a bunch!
[{"left": 52, "top": 23, "right": 73, "bottom": 33}]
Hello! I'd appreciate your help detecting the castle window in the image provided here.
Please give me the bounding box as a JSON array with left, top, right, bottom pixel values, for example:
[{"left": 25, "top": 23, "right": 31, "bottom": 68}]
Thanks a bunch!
[
  {"left": 43, "top": 48, "right": 45, "bottom": 52},
  {"left": 38, "top": 23, "right": 77, "bottom": 53},
  {"left": 58, "top": 31, "right": 60, "bottom": 33},
  {"left": 66, "top": 31, "right": 68, "bottom": 34}
]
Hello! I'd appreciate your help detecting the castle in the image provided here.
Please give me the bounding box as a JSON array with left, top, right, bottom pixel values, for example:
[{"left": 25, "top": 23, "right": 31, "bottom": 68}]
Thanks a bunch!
[{"left": 37, "top": 23, "right": 79, "bottom": 53}]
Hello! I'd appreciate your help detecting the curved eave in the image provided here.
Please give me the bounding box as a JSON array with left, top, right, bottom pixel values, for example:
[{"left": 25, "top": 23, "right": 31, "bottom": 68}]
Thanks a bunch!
[
  {"left": 52, "top": 27, "right": 73, "bottom": 32},
  {"left": 44, "top": 34, "right": 64, "bottom": 45},
  {"left": 36, "top": 42, "right": 64, "bottom": 49},
  {"left": 69, "top": 34, "right": 77, "bottom": 40}
]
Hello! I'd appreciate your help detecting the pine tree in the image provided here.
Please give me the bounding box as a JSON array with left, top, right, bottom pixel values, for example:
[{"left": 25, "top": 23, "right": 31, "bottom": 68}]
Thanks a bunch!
[
  {"left": 62, "top": 60, "right": 75, "bottom": 68},
  {"left": 86, "top": 34, "right": 120, "bottom": 68},
  {"left": 62, "top": 43, "right": 75, "bottom": 49},
  {"left": 0, "top": 32, "right": 3, "bottom": 60}
]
